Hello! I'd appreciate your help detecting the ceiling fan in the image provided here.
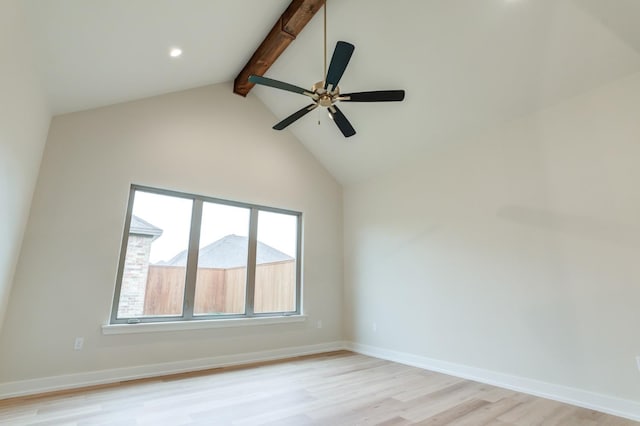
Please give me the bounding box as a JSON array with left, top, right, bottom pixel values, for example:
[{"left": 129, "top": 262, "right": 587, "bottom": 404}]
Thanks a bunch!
[{"left": 248, "top": 2, "right": 405, "bottom": 138}]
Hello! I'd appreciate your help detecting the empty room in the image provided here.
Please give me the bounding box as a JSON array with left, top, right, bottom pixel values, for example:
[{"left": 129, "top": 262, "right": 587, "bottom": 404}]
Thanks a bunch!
[{"left": 1, "top": 0, "right": 639, "bottom": 424}]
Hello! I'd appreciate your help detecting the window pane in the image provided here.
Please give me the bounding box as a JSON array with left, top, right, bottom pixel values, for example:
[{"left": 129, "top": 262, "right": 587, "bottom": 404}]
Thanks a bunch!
[
  {"left": 194, "top": 202, "right": 250, "bottom": 316},
  {"left": 118, "top": 191, "right": 192, "bottom": 318},
  {"left": 254, "top": 211, "right": 298, "bottom": 313}
]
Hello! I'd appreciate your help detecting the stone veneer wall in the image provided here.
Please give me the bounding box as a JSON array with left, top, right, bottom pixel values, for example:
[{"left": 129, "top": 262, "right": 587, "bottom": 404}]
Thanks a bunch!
[{"left": 117, "top": 234, "right": 153, "bottom": 317}]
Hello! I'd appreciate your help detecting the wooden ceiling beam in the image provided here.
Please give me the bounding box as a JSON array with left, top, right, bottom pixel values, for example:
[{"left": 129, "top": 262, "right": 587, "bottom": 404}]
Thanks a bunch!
[{"left": 233, "top": 0, "right": 325, "bottom": 97}]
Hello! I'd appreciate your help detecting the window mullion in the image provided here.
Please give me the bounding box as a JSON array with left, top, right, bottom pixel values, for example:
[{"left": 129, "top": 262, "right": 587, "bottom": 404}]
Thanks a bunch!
[
  {"left": 245, "top": 208, "right": 259, "bottom": 316},
  {"left": 182, "top": 198, "right": 203, "bottom": 320}
]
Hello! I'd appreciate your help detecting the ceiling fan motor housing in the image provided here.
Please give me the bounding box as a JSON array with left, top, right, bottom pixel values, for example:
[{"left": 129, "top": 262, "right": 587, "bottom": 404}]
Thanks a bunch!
[{"left": 313, "top": 81, "right": 339, "bottom": 107}]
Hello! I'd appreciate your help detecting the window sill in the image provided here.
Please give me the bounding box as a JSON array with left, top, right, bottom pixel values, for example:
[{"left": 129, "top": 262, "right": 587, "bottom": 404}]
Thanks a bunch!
[{"left": 102, "top": 315, "right": 307, "bottom": 335}]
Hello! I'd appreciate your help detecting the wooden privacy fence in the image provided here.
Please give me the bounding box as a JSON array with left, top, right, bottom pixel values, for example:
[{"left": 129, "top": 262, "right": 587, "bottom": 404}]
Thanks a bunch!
[{"left": 143, "top": 260, "right": 296, "bottom": 316}]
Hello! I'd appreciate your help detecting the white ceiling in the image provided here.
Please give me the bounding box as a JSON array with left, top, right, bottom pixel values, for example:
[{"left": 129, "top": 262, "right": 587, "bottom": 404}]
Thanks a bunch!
[
  {"left": 22, "top": 0, "right": 640, "bottom": 184},
  {"left": 22, "top": 0, "right": 291, "bottom": 114}
]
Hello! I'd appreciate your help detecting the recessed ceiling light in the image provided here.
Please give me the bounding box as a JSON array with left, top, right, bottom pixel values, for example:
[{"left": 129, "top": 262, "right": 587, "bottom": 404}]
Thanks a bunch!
[{"left": 169, "top": 48, "right": 182, "bottom": 58}]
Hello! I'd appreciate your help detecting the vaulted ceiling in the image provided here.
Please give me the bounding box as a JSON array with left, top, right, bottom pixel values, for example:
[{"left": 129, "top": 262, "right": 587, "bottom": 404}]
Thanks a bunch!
[{"left": 22, "top": 0, "right": 640, "bottom": 183}]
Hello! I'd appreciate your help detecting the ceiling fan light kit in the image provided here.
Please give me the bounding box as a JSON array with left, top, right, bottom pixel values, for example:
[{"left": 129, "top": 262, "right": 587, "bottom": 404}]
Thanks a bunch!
[{"left": 248, "top": 1, "right": 405, "bottom": 138}]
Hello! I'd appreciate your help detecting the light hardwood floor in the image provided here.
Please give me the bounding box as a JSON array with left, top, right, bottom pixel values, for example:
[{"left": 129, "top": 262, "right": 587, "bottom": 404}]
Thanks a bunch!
[{"left": 0, "top": 351, "right": 637, "bottom": 425}]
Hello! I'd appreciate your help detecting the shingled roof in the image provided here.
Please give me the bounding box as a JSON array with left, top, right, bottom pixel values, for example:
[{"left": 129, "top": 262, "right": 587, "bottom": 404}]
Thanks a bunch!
[
  {"left": 161, "top": 234, "right": 293, "bottom": 268},
  {"left": 129, "top": 215, "right": 163, "bottom": 241}
]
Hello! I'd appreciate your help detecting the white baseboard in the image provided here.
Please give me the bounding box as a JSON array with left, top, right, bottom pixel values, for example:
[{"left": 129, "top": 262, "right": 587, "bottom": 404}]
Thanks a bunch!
[
  {"left": 0, "top": 341, "right": 346, "bottom": 400},
  {"left": 345, "top": 341, "right": 640, "bottom": 422}
]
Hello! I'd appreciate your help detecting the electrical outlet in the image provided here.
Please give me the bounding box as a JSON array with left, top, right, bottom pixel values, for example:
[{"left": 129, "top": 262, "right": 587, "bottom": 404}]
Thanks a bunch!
[
  {"left": 372, "top": 322, "right": 377, "bottom": 333},
  {"left": 316, "top": 320, "right": 323, "bottom": 329},
  {"left": 636, "top": 356, "right": 640, "bottom": 372},
  {"left": 74, "top": 337, "right": 84, "bottom": 351}
]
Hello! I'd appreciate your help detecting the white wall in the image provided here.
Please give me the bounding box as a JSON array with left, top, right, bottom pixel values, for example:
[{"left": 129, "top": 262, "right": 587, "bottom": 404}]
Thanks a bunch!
[
  {"left": 0, "top": 83, "right": 343, "bottom": 383},
  {"left": 0, "top": 0, "right": 51, "bottom": 330},
  {"left": 344, "top": 73, "right": 640, "bottom": 404}
]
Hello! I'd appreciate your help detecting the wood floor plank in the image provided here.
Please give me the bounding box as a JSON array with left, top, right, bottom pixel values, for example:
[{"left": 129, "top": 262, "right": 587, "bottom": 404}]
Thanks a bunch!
[
  {"left": 448, "top": 396, "right": 527, "bottom": 426},
  {"left": 0, "top": 351, "right": 637, "bottom": 425},
  {"left": 415, "top": 398, "right": 490, "bottom": 425},
  {"left": 376, "top": 416, "right": 415, "bottom": 426},
  {"left": 401, "top": 381, "right": 490, "bottom": 422}
]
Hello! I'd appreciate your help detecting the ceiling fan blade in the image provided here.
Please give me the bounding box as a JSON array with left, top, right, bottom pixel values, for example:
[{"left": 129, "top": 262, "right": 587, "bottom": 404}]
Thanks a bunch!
[
  {"left": 324, "top": 41, "right": 355, "bottom": 91},
  {"left": 248, "top": 75, "right": 314, "bottom": 98},
  {"left": 341, "top": 90, "right": 405, "bottom": 102},
  {"left": 273, "top": 104, "right": 318, "bottom": 130},
  {"left": 328, "top": 105, "right": 356, "bottom": 138}
]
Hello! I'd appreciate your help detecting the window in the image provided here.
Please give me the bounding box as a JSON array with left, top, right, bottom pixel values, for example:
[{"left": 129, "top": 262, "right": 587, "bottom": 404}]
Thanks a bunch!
[{"left": 110, "top": 185, "right": 302, "bottom": 324}]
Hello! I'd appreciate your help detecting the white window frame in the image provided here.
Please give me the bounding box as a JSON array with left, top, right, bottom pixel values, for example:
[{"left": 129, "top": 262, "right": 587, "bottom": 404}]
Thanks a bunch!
[{"left": 109, "top": 185, "right": 302, "bottom": 325}]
